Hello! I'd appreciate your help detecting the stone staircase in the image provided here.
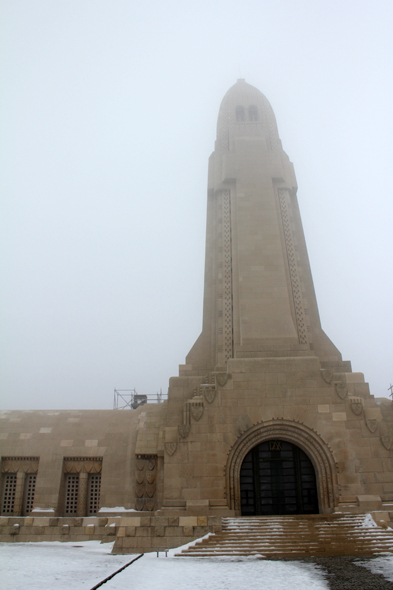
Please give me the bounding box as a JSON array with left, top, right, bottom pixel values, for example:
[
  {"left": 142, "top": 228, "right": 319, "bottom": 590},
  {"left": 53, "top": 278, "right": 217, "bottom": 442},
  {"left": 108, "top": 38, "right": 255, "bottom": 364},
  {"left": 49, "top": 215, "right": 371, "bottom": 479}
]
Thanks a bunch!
[{"left": 176, "top": 514, "right": 393, "bottom": 558}]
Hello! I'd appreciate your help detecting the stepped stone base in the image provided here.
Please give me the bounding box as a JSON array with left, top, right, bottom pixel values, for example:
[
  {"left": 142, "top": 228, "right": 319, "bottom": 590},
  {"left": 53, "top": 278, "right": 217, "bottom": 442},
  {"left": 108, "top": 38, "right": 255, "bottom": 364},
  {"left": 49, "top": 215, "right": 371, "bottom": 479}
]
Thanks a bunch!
[
  {"left": 0, "top": 513, "right": 222, "bottom": 554},
  {"left": 176, "top": 514, "right": 393, "bottom": 558}
]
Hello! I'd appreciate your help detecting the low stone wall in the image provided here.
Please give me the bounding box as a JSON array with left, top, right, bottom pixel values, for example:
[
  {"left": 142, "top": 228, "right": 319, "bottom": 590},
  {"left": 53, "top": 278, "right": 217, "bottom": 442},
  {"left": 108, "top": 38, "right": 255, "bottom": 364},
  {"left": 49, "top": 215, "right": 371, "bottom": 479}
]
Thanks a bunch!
[{"left": 0, "top": 515, "right": 222, "bottom": 554}]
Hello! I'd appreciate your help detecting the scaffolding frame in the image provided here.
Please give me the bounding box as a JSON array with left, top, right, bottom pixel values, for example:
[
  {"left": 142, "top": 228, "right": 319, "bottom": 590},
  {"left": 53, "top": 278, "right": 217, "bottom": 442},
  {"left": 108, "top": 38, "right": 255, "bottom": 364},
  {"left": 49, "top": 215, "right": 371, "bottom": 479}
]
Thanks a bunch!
[{"left": 113, "top": 388, "right": 166, "bottom": 410}]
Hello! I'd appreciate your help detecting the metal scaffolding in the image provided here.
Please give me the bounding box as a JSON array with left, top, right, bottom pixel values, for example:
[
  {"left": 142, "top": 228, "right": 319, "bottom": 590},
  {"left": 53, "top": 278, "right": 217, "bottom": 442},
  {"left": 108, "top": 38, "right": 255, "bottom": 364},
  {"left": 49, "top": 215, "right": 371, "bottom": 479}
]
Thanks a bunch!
[{"left": 113, "top": 388, "right": 166, "bottom": 410}]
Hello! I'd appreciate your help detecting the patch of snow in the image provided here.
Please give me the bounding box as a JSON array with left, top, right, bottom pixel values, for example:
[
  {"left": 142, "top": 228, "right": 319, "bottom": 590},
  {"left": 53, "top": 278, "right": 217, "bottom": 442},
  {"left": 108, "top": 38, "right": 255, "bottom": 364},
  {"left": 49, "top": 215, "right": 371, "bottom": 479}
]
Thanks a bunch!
[
  {"left": 31, "top": 508, "right": 55, "bottom": 513},
  {"left": 361, "top": 514, "right": 379, "bottom": 528},
  {"left": 98, "top": 506, "right": 138, "bottom": 512},
  {"left": 356, "top": 555, "right": 393, "bottom": 582}
]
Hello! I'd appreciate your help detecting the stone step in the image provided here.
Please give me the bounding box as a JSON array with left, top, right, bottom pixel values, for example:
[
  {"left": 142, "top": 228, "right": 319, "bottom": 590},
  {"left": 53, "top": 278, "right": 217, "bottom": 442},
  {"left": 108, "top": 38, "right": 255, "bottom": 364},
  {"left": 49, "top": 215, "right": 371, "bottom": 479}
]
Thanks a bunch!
[{"left": 176, "top": 514, "right": 393, "bottom": 558}]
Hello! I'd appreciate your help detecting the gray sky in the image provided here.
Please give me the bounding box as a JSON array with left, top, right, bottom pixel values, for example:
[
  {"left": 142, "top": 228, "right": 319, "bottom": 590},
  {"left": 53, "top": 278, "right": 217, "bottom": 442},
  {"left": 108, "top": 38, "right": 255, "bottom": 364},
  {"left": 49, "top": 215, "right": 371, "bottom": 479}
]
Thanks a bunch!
[{"left": 1, "top": 0, "right": 392, "bottom": 410}]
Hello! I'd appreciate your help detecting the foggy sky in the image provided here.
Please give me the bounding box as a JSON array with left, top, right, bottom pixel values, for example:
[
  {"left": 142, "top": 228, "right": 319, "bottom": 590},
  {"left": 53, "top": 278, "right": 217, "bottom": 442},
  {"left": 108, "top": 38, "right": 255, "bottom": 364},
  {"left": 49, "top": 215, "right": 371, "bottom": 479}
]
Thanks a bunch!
[{"left": 1, "top": 1, "right": 392, "bottom": 410}]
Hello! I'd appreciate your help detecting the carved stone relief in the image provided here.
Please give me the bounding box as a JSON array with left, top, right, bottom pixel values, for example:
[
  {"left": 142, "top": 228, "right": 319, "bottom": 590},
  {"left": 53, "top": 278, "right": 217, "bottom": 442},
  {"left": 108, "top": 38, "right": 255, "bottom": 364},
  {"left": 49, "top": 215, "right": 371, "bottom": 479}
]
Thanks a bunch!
[
  {"left": 178, "top": 424, "right": 190, "bottom": 439},
  {"left": 365, "top": 419, "right": 377, "bottom": 434},
  {"left": 334, "top": 376, "right": 348, "bottom": 401},
  {"left": 278, "top": 188, "right": 308, "bottom": 345},
  {"left": 165, "top": 442, "right": 177, "bottom": 456},
  {"left": 134, "top": 455, "right": 157, "bottom": 511},
  {"left": 214, "top": 372, "right": 230, "bottom": 387},
  {"left": 1, "top": 457, "right": 39, "bottom": 474},
  {"left": 201, "top": 384, "right": 216, "bottom": 404},
  {"left": 190, "top": 399, "right": 204, "bottom": 421},
  {"left": 381, "top": 436, "right": 393, "bottom": 451},
  {"left": 63, "top": 458, "right": 102, "bottom": 474},
  {"left": 320, "top": 369, "right": 333, "bottom": 384},
  {"left": 350, "top": 398, "right": 363, "bottom": 416}
]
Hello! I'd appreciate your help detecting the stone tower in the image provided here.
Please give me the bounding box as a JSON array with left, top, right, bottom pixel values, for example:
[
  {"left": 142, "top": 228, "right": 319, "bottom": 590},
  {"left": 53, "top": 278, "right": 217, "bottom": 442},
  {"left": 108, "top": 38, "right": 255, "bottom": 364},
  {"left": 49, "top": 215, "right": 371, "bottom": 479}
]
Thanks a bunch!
[{"left": 187, "top": 79, "right": 341, "bottom": 371}]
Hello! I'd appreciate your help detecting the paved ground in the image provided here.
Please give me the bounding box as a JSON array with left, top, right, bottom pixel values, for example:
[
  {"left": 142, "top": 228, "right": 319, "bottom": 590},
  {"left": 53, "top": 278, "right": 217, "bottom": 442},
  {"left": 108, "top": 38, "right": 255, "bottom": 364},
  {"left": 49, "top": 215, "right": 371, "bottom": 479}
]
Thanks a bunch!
[{"left": 289, "top": 556, "right": 393, "bottom": 589}]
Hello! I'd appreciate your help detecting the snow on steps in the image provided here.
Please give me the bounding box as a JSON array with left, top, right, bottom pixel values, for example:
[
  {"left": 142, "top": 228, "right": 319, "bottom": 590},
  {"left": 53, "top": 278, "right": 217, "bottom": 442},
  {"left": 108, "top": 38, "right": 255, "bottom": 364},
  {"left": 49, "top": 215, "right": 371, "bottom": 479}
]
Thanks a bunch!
[{"left": 176, "top": 514, "right": 393, "bottom": 558}]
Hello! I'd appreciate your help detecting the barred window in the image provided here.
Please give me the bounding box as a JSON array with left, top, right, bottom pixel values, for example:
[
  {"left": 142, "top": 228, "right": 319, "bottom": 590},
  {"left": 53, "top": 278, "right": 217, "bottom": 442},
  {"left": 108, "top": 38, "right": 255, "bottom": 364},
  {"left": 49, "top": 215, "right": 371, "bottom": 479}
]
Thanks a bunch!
[
  {"left": 24, "top": 473, "right": 37, "bottom": 515},
  {"left": 2, "top": 474, "right": 17, "bottom": 514},
  {"left": 64, "top": 474, "right": 79, "bottom": 515},
  {"left": 88, "top": 474, "right": 101, "bottom": 515}
]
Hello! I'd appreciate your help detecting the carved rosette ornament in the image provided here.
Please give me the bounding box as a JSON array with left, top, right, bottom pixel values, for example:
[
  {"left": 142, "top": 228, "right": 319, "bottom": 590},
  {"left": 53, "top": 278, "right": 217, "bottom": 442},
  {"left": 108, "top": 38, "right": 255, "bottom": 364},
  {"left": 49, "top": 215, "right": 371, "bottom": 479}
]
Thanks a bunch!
[
  {"left": 350, "top": 398, "right": 363, "bottom": 416},
  {"left": 134, "top": 455, "right": 157, "bottom": 511},
  {"left": 365, "top": 419, "right": 377, "bottom": 434},
  {"left": 321, "top": 369, "right": 333, "bottom": 384},
  {"left": 165, "top": 442, "right": 177, "bottom": 456},
  {"left": 178, "top": 424, "right": 191, "bottom": 439}
]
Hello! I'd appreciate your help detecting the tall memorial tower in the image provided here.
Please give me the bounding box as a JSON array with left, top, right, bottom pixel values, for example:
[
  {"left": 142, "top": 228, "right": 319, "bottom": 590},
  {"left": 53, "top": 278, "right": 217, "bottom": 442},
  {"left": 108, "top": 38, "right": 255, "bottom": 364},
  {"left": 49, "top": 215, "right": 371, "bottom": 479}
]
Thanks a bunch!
[{"left": 187, "top": 78, "right": 340, "bottom": 371}]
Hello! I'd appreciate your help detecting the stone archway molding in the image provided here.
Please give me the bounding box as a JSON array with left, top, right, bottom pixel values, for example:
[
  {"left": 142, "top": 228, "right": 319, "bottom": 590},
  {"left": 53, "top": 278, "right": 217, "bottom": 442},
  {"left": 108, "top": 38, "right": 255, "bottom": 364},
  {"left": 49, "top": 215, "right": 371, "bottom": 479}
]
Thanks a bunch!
[{"left": 226, "top": 419, "right": 338, "bottom": 514}]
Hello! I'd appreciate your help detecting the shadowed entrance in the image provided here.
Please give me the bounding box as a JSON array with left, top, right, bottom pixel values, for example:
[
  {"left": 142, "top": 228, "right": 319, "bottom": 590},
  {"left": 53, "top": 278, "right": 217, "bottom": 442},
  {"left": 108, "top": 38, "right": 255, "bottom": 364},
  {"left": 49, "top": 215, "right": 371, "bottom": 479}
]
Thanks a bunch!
[{"left": 240, "top": 440, "right": 319, "bottom": 515}]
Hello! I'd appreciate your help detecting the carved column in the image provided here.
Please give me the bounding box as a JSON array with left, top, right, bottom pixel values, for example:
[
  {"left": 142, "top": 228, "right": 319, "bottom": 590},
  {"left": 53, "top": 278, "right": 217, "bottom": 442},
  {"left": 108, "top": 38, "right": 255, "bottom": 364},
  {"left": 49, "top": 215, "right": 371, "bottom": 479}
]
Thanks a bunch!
[
  {"left": 77, "top": 472, "right": 88, "bottom": 517},
  {"left": 13, "top": 472, "right": 26, "bottom": 516}
]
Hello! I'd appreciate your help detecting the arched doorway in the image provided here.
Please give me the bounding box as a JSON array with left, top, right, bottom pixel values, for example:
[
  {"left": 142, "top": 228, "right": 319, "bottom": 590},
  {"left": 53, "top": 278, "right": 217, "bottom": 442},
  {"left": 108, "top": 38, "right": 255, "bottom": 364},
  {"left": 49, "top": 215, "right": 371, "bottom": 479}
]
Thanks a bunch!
[{"left": 240, "top": 439, "right": 319, "bottom": 515}]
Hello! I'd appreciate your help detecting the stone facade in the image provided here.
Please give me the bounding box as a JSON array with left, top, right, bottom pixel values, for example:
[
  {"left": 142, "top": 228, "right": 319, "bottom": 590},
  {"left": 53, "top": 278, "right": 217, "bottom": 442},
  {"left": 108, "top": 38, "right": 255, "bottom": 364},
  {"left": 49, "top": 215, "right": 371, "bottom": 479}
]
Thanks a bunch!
[{"left": 1, "top": 80, "right": 393, "bottom": 551}]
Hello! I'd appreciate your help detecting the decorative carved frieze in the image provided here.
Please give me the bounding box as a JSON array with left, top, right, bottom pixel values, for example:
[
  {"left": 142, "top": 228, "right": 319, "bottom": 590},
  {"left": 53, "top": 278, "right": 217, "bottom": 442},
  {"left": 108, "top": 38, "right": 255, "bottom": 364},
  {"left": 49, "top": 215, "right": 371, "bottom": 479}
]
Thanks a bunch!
[
  {"left": 278, "top": 188, "right": 308, "bottom": 345},
  {"left": 216, "top": 190, "right": 233, "bottom": 365},
  {"left": 63, "top": 458, "right": 102, "bottom": 474},
  {"left": 134, "top": 455, "right": 157, "bottom": 511},
  {"left": 1, "top": 457, "right": 39, "bottom": 474}
]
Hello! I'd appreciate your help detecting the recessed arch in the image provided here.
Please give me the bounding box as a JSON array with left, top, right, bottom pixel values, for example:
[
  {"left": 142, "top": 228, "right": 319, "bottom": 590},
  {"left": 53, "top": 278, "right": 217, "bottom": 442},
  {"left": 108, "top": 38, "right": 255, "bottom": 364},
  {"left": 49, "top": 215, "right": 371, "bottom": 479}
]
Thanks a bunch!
[{"left": 226, "top": 420, "right": 338, "bottom": 514}]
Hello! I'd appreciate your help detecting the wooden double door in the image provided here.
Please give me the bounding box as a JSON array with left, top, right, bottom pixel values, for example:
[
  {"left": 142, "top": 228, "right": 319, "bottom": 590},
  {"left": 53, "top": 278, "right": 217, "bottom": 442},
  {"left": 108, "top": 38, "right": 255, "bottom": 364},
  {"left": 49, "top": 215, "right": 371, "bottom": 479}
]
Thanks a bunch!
[{"left": 240, "top": 440, "right": 319, "bottom": 516}]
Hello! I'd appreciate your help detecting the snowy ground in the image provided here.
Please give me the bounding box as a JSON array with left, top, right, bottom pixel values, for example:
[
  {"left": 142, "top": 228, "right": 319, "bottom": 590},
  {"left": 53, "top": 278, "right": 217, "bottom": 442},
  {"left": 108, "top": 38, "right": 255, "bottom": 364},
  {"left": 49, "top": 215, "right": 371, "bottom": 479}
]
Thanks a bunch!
[
  {"left": 2, "top": 540, "right": 393, "bottom": 589},
  {"left": 0, "top": 540, "right": 329, "bottom": 590}
]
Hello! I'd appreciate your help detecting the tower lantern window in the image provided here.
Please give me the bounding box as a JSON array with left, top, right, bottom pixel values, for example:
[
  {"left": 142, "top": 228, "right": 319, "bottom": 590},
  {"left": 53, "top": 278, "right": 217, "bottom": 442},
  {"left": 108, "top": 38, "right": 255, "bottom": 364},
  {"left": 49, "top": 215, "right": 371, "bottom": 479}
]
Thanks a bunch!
[
  {"left": 249, "top": 105, "right": 258, "bottom": 121},
  {"left": 235, "top": 106, "right": 245, "bottom": 122}
]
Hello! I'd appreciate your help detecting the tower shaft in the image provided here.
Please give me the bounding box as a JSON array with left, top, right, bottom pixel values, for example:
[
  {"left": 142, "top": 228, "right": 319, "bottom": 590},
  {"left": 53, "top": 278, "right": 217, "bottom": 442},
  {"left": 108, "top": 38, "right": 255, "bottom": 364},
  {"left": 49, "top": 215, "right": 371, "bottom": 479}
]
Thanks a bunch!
[{"left": 187, "top": 80, "right": 340, "bottom": 373}]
